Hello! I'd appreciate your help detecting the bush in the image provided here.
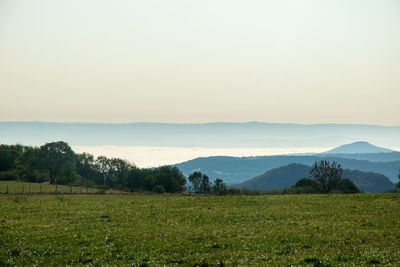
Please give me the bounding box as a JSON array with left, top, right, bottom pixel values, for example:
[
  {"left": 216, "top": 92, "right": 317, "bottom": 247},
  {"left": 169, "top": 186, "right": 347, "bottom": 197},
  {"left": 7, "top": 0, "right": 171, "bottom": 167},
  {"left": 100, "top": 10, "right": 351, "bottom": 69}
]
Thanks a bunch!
[
  {"left": 226, "top": 187, "right": 241, "bottom": 195},
  {"left": 153, "top": 185, "right": 165, "bottom": 194},
  {"left": 335, "top": 179, "right": 360, "bottom": 194},
  {"left": 292, "top": 177, "right": 360, "bottom": 194},
  {"left": 292, "top": 178, "right": 319, "bottom": 193},
  {"left": 294, "top": 178, "right": 319, "bottom": 188},
  {"left": 0, "top": 171, "right": 19, "bottom": 181}
]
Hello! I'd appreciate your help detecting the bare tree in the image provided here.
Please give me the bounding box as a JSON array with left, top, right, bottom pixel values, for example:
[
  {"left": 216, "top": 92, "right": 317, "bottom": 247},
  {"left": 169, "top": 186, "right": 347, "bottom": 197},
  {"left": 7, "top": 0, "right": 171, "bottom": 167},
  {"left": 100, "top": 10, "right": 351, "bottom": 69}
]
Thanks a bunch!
[{"left": 309, "top": 160, "right": 343, "bottom": 193}]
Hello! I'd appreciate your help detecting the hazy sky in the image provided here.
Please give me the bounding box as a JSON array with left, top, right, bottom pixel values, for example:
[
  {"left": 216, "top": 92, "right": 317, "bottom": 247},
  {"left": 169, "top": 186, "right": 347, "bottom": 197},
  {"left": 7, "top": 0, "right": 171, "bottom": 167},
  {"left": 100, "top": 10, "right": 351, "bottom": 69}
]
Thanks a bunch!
[{"left": 1, "top": 0, "right": 399, "bottom": 125}]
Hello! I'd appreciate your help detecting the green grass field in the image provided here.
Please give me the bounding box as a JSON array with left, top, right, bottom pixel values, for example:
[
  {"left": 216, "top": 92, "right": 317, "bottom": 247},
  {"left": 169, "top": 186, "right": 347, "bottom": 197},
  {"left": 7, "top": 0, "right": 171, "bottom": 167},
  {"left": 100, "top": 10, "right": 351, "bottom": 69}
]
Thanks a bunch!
[{"left": 1, "top": 194, "right": 399, "bottom": 266}]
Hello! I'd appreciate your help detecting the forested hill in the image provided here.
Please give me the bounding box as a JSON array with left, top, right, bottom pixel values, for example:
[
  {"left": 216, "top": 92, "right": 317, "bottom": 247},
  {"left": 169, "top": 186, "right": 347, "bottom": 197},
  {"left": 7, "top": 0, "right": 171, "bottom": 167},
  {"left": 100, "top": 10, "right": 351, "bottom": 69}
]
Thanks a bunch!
[
  {"left": 234, "top": 163, "right": 395, "bottom": 193},
  {"left": 315, "top": 152, "right": 400, "bottom": 162},
  {"left": 174, "top": 155, "right": 400, "bottom": 184}
]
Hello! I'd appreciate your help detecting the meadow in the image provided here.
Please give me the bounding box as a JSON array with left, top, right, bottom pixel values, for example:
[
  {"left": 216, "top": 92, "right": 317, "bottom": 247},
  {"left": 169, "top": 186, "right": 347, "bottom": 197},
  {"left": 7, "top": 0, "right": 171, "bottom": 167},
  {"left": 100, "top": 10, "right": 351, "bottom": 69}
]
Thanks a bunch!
[{"left": 0, "top": 193, "right": 399, "bottom": 266}]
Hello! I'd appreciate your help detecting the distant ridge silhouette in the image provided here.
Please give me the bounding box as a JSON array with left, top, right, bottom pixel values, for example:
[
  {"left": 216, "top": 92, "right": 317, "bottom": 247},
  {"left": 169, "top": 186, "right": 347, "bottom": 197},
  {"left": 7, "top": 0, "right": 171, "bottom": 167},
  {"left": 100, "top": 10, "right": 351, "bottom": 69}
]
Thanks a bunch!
[
  {"left": 0, "top": 121, "right": 399, "bottom": 147},
  {"left": 322, "top": 141, "right": 393, "bottom": 154}
]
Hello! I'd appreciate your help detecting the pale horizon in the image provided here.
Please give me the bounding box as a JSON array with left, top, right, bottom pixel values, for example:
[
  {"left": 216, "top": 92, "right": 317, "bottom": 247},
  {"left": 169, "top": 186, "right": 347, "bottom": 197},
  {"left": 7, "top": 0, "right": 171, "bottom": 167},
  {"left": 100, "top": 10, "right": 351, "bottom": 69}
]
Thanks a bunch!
[{"left": 1, "top": 120, "right": 400, "bottom": 128}]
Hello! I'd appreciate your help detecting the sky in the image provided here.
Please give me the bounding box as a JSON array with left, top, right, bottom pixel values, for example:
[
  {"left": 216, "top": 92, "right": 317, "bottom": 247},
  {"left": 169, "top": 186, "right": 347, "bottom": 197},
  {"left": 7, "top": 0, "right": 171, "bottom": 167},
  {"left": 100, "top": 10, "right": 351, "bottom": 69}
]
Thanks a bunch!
[{"left": 1, "top": 0, "right": 399, "bottom": 125}]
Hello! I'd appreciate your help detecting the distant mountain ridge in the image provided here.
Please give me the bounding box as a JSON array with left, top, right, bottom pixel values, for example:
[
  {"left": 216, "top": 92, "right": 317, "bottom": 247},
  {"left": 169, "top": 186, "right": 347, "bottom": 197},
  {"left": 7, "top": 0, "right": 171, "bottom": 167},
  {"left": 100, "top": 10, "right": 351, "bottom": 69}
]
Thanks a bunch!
[
  {"left": 1, "top": 121, "right": 399, "bottom": 148},
  {"left": 234, "top": 163, "right": 396, "bottom": 193},
  {"left": 322, "top": 141, "right": 394, "bottom": 154},
  {"left": 174, "top": 141, "right": 400, "bottom": 184},
  {"left": 174, "top": 155, "right": 400, "bottom": 184},
  {"left": 315, "top": 152, "right": 400, "bottom": 162}
]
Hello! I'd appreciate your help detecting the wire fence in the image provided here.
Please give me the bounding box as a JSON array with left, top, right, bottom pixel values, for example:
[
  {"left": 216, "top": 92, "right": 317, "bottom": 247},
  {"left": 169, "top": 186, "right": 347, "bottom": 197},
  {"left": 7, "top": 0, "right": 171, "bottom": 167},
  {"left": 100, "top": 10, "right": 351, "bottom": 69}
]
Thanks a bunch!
[{"left": 0, "top": 181, "right": 103, "bottom": 194}]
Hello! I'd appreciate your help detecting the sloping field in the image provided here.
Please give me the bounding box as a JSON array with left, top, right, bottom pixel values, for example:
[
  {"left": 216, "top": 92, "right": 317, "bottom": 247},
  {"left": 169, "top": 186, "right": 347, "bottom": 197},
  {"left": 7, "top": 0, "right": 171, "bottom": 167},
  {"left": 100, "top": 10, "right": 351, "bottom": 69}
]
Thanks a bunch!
[{"left": 0, "top": 194, "right": 399, "bottom": 265}]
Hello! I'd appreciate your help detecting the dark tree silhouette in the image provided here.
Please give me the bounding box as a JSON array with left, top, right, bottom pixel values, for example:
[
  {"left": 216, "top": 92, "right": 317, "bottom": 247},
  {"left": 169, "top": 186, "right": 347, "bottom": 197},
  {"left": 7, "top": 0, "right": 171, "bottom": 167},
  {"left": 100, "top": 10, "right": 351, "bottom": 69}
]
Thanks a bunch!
[
  {"left": 188, "top": 171, "right": 203, "bottom": 193},
  {"left": 95, "top": 156, "right": 112, "bottom": 186},
  {"left": 212, "top": 178, "right": 227, "bottom": 195},
  {"left": 39, "top": 141, "right": 75, "bottom": 184},
  {"left": 309, "top": 160, "right": 343, "bottom": 193},
  {"left": 0, "top": 144, "right": 24, "bottom": 172},
  {"left": 199, "top": 174, "right": 211, "bottom": 194},
  {"left": 189, "top": 171, "right": 211, "bottom": 193}
]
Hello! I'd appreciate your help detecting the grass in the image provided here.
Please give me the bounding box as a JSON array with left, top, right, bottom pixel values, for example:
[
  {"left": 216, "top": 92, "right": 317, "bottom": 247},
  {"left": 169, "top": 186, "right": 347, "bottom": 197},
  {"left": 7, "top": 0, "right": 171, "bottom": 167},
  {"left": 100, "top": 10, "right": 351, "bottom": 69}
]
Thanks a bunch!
[{"left": 0, "top": 193, "right": 399, "bottom": 266}]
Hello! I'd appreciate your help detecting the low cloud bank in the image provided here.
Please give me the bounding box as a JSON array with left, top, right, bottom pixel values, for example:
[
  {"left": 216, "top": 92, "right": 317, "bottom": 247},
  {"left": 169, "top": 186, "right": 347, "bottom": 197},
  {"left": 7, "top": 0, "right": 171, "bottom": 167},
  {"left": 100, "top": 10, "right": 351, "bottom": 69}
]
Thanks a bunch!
[{"left": 72, "top": 146, "right": 334, "bottom": 168}]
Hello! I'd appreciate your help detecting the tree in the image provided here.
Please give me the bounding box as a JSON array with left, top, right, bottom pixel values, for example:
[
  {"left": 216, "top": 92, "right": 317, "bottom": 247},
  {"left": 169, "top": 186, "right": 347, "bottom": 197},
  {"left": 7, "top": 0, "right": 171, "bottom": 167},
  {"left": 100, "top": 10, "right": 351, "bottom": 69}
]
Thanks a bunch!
[
  {"left": 16, "top": 147, "right": 45, "bottom": 182},
  {"left": 142, "top": 166, "right": 186, "bottom": 193},
  {"left": 95, "top": 156, "right": 113, "bottom": 186},
  {"left": 0, "top": 144, "right": 24, "bottom": 181},
  {"left": 397, "top": 170, "right": 400, "bottom": 191},
  {"left": 188, "top": 171, "right": 202, "bottom": 193},
  {"left": 188, "top": 171, "right": 211, "bottom": 194},
  {"left": 127, "top": 167, "right": 147, "bottom": 191},
  {"left": 211, "top": 178, "right": 227, "bottom": 195},
  {"left": 0, "top": 144, "right": 24, "bottom": 172},
  {"left": 199, "top": 174, "right": 211, "bottom": 194},
  {"left": 109, "top": 158, "right": 132, "bottom": 189},
  {"left": 309, "top": 160, "right": 343, "bottom": 193},
  {"left": 39, "top": 141, "right": 76, "bottom": 184},
  {"left": 75, "top": 153, "right": 97, "bottom": 182}
]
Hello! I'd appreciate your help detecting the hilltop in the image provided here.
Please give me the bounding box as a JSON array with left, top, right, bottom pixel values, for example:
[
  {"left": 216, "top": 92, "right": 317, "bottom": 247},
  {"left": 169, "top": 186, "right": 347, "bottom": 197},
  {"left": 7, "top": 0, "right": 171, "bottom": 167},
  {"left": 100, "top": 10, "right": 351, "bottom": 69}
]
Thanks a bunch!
[
  {"left": 234, "top": 163, "right": 396, "bottom": 193},
  {"left": 322, "top": 141, "right": 394, "bottom": 154}
]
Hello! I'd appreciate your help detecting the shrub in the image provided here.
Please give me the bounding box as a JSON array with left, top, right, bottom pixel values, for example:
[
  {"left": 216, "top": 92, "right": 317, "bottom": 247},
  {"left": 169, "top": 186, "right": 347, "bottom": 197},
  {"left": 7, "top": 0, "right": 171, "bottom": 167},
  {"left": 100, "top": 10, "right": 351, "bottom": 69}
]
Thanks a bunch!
[
  {"left": 153, "top": 185, "right": 165, "bottom": 194},
  {"left": 294, "top": 178, "right": 318, "bottom": 188},
  {"left": 335, "top": 179, "right": 360, "bottom": 194},
  {"left": 0, "top": 171, "right": 19, "bottom": 181},
  {"left": 226, "top": 187, "right": 241, "bottom": 195},
  {"left": 292, "top": 178, "right": 319, "bottom": 193}
]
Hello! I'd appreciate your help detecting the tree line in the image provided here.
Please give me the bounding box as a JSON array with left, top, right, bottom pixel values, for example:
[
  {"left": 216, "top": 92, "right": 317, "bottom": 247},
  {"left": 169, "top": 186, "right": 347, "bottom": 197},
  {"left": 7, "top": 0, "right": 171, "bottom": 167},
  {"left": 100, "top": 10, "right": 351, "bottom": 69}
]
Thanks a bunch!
[
  {"left": 0, "top": 142, "right": 187, "bottom": 193},
  {"left": 0, "top": 141, "right": 231, "bottom": 194}
]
